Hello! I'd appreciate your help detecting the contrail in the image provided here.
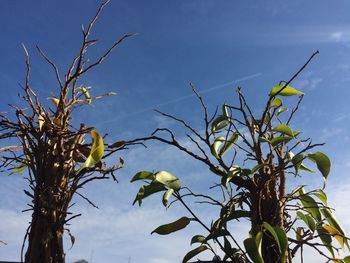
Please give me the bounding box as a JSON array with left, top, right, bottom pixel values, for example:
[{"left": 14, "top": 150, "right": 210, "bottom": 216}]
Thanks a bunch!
[{"left": 98, "top": 72, "right": 262, "bottom": 124}]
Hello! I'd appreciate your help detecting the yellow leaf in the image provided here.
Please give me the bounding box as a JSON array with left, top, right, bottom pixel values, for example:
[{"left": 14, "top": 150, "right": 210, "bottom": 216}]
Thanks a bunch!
[
  {"left": 81, "top": 87, "right": 91, "bottom": 104},
  {"left": 48, "top": 97, "right": 60, "bottom": 107},
  {"left": 323, "top": 224, "right": 344, "bottom": 248},
  {"left": 77, "top": 129, "right": 104, "bottom": 172}
]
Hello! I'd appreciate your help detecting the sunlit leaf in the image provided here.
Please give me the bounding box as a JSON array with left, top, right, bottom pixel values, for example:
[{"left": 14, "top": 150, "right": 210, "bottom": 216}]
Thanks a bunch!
[
  {"left": 48, "top": 97, "right": 60, "bottom": 107},
  {"left": 219, "top": 133, "right": 238, "bottom": 156},
  {"left": 269, "top": 85, "right": 304, "bottom": 97},
  {"left": 77, "top": 129, "right": 104, "bottom": 172},
  {"left": 211, "top": 136, "right": 225, "bottom": 159},
  {"left": 273, "top": 124, "right": 294, "bottom": 137},
  {"left": 317, "top": 225, "right": 335, "bottom": 257},
  {"left": 307, "top": 152, "right": 331, "bottom": 180},
  {"left": 222, "top": 103, "right": 230, "bottom": 118},
  {"left": 130, "top": 171, "right": 155, "bottom": 182},
  {"left": 314, "top": 189, "right": 328, "bottom": 206},
  {"left": 211, "top": 115, "right": 229, "bottom": 133},
  {"left": 321, "top": 208, "right": 349, "bottom": 249},
  {"left": 270, "top": 98, "right": 282, "bottom": 108},
  {"left": 182, "top": 245, "right": 208, "bottom": 263},
  {"left": 323, "top": 224, "right": 345, "bottom": 248},
  {"left": 152, "top": 216, "right": 190, "bottom": 235},
  {"left": 155, "top": 171, "right": 181, "bottom": 191},
  {"left": 162, "top": 188, "right": 174, "bottom": 207},
  {"left": 81, "top": 87, "right": 91, "bottom": 104}
]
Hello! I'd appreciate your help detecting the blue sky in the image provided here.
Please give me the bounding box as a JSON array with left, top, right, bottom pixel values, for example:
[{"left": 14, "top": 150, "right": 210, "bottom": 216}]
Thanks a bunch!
[{"left": 1, "top": 0, "right": 350, "bottom": 262}]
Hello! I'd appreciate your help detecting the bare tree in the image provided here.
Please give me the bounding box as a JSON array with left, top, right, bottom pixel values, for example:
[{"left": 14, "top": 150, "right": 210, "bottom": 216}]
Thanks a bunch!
[{"left": 0, "top": 1, "right": 139, "bottom": 262}]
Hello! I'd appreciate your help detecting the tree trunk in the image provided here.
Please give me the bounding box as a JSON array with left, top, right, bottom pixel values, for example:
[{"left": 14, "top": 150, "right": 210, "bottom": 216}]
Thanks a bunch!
[
  {"left": 24, "top": 189, "right": 68, "bottom": 263},
  {"left": 250, "top": 179, "right": 290, "bottom": 263}
]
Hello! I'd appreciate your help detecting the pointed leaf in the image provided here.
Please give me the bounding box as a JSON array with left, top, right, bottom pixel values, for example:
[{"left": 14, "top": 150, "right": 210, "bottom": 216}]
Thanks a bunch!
[
  {"left": 323, "top": 224, "right": 345, "bottom": 248},
  {"left": 77, "top": 129, "right": 104, "bottom": 172},
  {"left": 244, "top": 237, "right": 264, "bottom": 263},
  {"left": 211, "top": 136, "right": 225, "bottom": 159},
  {"left": 269, "top": 85, "right": 304, "bottom": 97},
  {"left": 298, "top": 188, "right": 321, "bottom": 221},
  {"left": 307, "top": 152, "right": 331, "bottom": 180},
  {"left": 81, "top": 87, "right": 91, "bottom": 104},
  {"left": 182, "top": 245, "right": 208, "bottom": 263},
  {"left": 48, "top": 97, "right": 60, "bottom": 107},
  {"left": 130, "top": 171, "right": 155, "bottom": 182},
  {"left": 219, "top": 133, "right": 238, "bottom": 156},
  {"left": 211, "top": 115, "right": 229, "bottom": 133},
  {"left": 317, "top": 225, "right": 335, "bottom": 257},
  {"left": 273, "top": 124, "right": 294, "bottom": 137},
  {"left": 190, "top": 235, "right": 206, "bottom": 245},
  {"left": 162, "top": 188, "right": 174, "bottom": 207},
  {"left": 133, "top": 182, "right": 166, "bottom": 206},
  {"left": 262, "top": 222, "right": 288, "bottom": 262},
  {"left": 152, "top": 217, "right": 190, "bottom": 235},
  {"left": 297, "top": 211, "right": 316, "bottom": 232},
  {"left": 270, "top": 98, "right": 283, "bottom": 108}
]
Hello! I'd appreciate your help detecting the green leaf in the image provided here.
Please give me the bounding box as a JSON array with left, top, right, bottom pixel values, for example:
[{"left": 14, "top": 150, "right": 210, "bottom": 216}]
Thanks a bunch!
[
  {"left": 155, "top": 171, "right": 181, "bottom": 191},
  {"left": 270, "top": 98, "right": 282, "bottom": 108},
  {"left": 219, "top": 133, "right": 239, "bottom": 156},
  {"left": 182, "top": 245, "right": 208, "bottom": 263},
  {"left": 288, "top": 152, "right": 315, "bottom": 175},
  {"left": 307, "top": 152, "right": 331, "bottom": 180},
  {"left": 277, "top": 106, "right": 288, "bottom": 116},
  {"left": 81, "top": 87, "right": 91, "bottom": 104},
  {"left": 270, "top": 136, "right": 293, "bottom": 147},
  {"left": 251, "top": 163, "right": 266, "bottom": 174},
  {"left": 77, "top": 129, "right": 104, "bottom": 172},
  {"left": 321, "top": 208, "right": 349, "bottom": 249},
  {"left": 162, "top": 188, "right": 174, "bottom": 207},
  {"left": 130, "top": 171, "right": 155, "bottom": 182},
  {"left": 317, "top": 225, "right": 335, "bottom": 257},
  {"left": 244, "top": 237, "right": 264, "bottom": 263},
  {"left": 190, "top": 235, "right": 206, "bottom": 245},
  {"left": 269, "top": 85, "right": 304, "bottom": 97},
  {"left": 205, "top": 229, "right": 230, "bottom": 241},
  {"left": 151, "top": 216, "right": 190, "bottom": 235},
  {"left": 298, "top": 188, "right": 321, "bottom": 221},
  {"left": 133, "top": 182, "right": 166, "bottom": 206},
  {"left": 9, "top": 157, "right": 30, "bottom": 175},
  {"left": 211, "top": 115, "right": 229, "bottom": 133},
  {"left": 297, "top": 211, "right": 316, "bottom": 232},
  {"left": 273, "top": 226, "right": 288, "bottom": 263},
  {"left": 262, "top": 222, "right": 288, "bottom": 263},
  {"left": 258, "top": 136, "right": 270, "bottom": 143},
  {"left": 222, "top": 103, "right": 230, "bottom": 118},
  {"left": 211, "top": 136, "right": 225, "bottom": 159},
  {"left": 314, "top": 189, "right": 328, "bottom": 206},
  {"left": 273, "top": 124, "right": 294, "bottom": 137},
  {"left": 227, "top": 210, "right": 250, "bottom": 221}
]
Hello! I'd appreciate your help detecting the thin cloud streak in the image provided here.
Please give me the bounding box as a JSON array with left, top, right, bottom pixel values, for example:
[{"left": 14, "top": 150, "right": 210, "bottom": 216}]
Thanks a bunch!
[{"left": 98, "top": 73, "right": 262, "bottom": 125}]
